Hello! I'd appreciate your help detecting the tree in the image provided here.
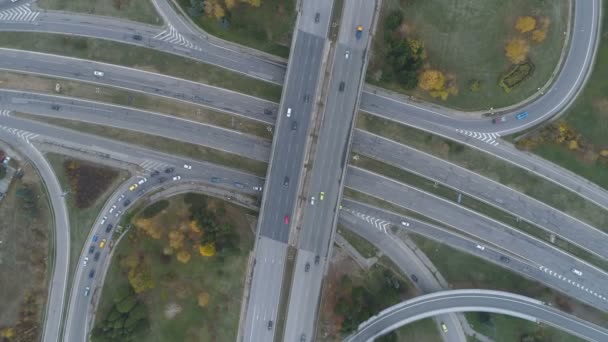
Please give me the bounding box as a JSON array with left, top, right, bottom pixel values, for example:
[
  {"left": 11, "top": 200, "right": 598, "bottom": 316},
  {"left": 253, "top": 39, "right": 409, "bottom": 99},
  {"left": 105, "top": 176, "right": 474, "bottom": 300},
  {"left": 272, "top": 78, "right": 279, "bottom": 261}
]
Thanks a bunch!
[
  {"left": 198, "top": 291, "right": 210, "bottom": 307},
  {"left": 385, "top": 10, "right": 403, "bottom": 31},
  {"left": 127, "top": 263, "right": 154, "bottom": 293},
  {"left": 515, "top": 16, "right": 536, "bottom": 33},
  {"left": 531, "top": 29, "right": 547, "bottom": 42},
  {"left": 176, "top": 250, "right": 191, "bottom": 263},
  {"left": 116, "top": 294, "right": 138, "bottom": 313},
  {"left": 199, "top": 243, "right": 216, "bottom": 256},
  {"left": 168, "top": 230, "right": 185, "bottom": 250},
  {"left": 1, "top": 327, "right": 15, "bottom": 339},
  {"left": 418, "top": 70, "right": 446, "bottom": 91},
  {"left": 505, "top": 38, "right": 529, "bottom": 64}
]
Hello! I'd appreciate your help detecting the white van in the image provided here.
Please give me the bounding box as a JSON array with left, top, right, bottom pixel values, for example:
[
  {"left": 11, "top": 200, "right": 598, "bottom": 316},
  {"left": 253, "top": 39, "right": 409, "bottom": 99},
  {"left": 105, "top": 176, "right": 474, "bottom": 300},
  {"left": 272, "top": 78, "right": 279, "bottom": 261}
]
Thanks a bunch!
[{"left": 286, "top": 107, "right": 292, "bottom": 117}]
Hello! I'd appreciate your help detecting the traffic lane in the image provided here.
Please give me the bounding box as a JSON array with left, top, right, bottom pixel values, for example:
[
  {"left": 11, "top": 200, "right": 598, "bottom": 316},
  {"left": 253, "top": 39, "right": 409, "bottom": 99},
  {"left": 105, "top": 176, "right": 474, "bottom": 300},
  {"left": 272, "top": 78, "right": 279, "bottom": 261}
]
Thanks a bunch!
[
  {"left": 3, "top": 94, "right": 272, "bottom": 162},
  {"left": 299, "top": 0, "right": 334, "bottom": 36},
  {"left": 298, "top": 44, "right": 364, "bottom": 254},
  {"left": 343, "top": 169, "right": 608, "bottom": 311},
  {"left": 338, "top": 0, "right": 376, "bottom": 46},
  {"left": 338, "top": 211, "right": 466, "bottom": 342},
  {"left": 0, "top": 114, "right": 266, "bottom": 192},
  {"left": 346, "top": 291, "right": 608, "bottom": 342},
  {"left": 258, "top": 31, "right": 325, "bottom": 242},
  {"left": 243, "top": 238, "right": 287, "bottom": 342},
  {"left": 283, "top": 250, "right": 325, "bottom": 342},
  {"left": 0, "top": 49, "right": 277, "bottom": 124},
  {"left": 351, "top": 129, "right": 608, "bottom": 260}
]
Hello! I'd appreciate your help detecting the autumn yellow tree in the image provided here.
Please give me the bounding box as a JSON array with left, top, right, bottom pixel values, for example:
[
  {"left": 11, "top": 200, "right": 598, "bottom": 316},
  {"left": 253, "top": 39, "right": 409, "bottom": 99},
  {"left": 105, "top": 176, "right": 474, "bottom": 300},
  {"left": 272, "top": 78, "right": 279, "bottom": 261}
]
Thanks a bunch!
[
  {"left": 177, "top": 250, "right": 191, "bottom": 264},
  {"left": 135, "top": 218, "right": 162, "bottom": 240},
  {"left": 418, "top": 70, "right": 446, "bottom": 91},
  {"left": 505, "top": 38, "right": 529, "bottom": 64},
  {"left": 515, "top": 16, "right": 536, "bottom": 33},
  {"left": 199, "top": 242, "right": 216, "bottom": 257},
  {"left": 198, "top": 292, "right": 210, "bottom": 307},
  {"left": 531, "top": 17, "right": 550, "bottom": 43},
  {"left": 128, "top": 263, "right": 154, "bottom": 293},
  {"left": 1, "top": 327, "right": 15, "bottom": 339},
  {"left": 168, "top": 230, "right": 185, "bottom": 250}
]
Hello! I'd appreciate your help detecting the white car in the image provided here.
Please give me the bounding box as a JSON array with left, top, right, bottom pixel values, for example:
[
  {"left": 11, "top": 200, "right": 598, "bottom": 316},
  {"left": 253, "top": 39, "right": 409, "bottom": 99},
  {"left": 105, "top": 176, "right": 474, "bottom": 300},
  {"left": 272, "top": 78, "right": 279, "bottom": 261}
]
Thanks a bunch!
[
  {"left": 310, "top": 196, "right": 315, "bottom": 205},
  {"left": 93, "top": 70, "right": 104, "bottom": 77},
  {"left": 100, "top": 216, "right": 107, "bottom": 225},
  {"left": 572, "top": 268, "right": 583, "bottom": 276},
  {"left": 173, "top": 175, "right": 181, "bottom": 181},
  {"left": 476, "top": 244, "right": 485, "bottom": 251},
  {"left": 137, "top": 177, "right": 147, "bottom": 185},
  {"left": 83, "top": 256, "right": 89, "bottom": 266},
  {"left": 401, "top": 221, "right": 410, "bottom": 227},
  {"left": 117, "top": 194, "right": 125, "bottom": 202},
  {"left": 286, "top": 107, "right": 292, "bottom": 117},
  {"left": 115, "top": 210, "right": 122, "bottom": 218},
  {"left": 253, "top": 186, "right": 263, "bottom": 191},
  {"left": 109, "top": 205, "right": 116, "bottom": 214},
  {"left": 345, "top": 50, "right": 350, "bottom": 59},
  {"left": 183, "top": 164, "right": 192, "bottom": 170}
]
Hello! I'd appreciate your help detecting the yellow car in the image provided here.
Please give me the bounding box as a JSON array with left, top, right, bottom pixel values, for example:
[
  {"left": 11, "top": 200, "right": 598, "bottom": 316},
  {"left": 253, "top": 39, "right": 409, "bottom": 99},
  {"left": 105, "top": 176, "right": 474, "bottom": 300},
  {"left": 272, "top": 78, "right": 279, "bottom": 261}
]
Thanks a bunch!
[
  {"left": 441, "top": 322, "right": 448, "bottom": 333},
  {"left": 319, "top": 192, "right": 325, "bottom": 201},
  {"left": 99, "top": 239, "right": 107, "bottom": 248},
  {"left": 129, "top": 183, "right": 138, "bottom": 191}
]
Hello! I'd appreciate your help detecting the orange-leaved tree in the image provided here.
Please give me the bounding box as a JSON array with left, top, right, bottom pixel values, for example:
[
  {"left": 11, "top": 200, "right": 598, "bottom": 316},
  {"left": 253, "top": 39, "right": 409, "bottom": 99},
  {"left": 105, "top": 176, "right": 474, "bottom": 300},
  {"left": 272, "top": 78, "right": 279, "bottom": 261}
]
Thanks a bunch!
[
  {"left": 515, "top": 16, "right": 536, "bottom": 33},
  {"left": 418, "top": 70, "right": 446, "bottom": 91},
  {"left": 505, "top": 38, "right": 529, "bottom": 64}
]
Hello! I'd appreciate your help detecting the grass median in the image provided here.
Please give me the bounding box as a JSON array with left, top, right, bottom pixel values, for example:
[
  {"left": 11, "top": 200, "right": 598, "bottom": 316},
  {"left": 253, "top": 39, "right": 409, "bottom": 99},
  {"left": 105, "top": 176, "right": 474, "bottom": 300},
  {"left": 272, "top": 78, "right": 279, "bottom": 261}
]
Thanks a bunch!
[
  {"left": 23, "top": 114, "right": 268, "bottom": 177},
  {"left": 0, "top": 71, "right": 272, "bottom": 140},
  {"left": 337, "top": 225, "right": 379, "bottom": 259},
  {"left": 0, "top": 32, "right": 282, "bottom": 102},
  {"left": 357, "top": 113, "right": 608, "bottom": 233},
  {"left": 36, "top": 0, "right": 161, "bottom": 25},
  {"left": 350, "top": 153, "right": 608, "bottom": 272}
]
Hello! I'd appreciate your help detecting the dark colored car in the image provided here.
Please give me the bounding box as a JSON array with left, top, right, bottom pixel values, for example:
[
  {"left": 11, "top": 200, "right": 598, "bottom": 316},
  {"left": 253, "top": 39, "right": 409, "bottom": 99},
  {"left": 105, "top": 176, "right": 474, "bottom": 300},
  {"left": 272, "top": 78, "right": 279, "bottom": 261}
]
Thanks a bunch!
[
  {"left": 51, "top": 105, "right": 60, "bottom": 111},
  {"left": 263, "top": 109, "right": 273, "bottom": 116},
  {"left": 411, "top": 274, "right": 418, "bottom": 282},
  {"left": 88, "top": 246, "right": 95, "bottom": 254},
  {"left": 211, "top": 177, "right": 221, "bottom": 183},
  {"left": 292, "top": 121, "right": 298, "bottom": 131},
  {"left": 133, "top": 34, "right": 143, "bottom": 41},
  {"left": 283, "top": 176, "right": 289, "bottom": 186},
  {"left": 123, "top": 199, "right": 131, "bottom": 207},
  {"left": 234, "top": 182, "right": 245, "bottom": 189},
  {"left": 165, "top": 167, "right": 174, "bottom": 173},
  {"left": 500, "top": 255, "right": 510, "bottom": 263},
  {"left": 105, "top": 224, "right": 113, "bottom": 233},
  {"left": 339, "top": 82, "right": 345, "bottom": 92},
  {"left": 305, "top": 262, "right": 310, "bottom": 272},
  {"left": 314, "top": 12, "right": 320, "bottom": 23},
  {"left": 314, "top": 255, "right": 320, "bottom": 264},
  {"left": 94, "top": 251, "right": 101, "bottom": 261},
  {"left": 303, "top": 94, "right": 310, "bottom": 103},
  {"left": 151, "top": 170, "right": 160, "bottom": 177},
  {"left": 137, "top": 189, "right": 145, "bottom": 196},
  {"left": 267, "top": 320, "right": 273, "bottom": 330},
  {"left": 88, "top": 269, "right": 95, "bottom": 278},
  {"left": 158, "top": 177, "right": 167, "bottom": 183}
]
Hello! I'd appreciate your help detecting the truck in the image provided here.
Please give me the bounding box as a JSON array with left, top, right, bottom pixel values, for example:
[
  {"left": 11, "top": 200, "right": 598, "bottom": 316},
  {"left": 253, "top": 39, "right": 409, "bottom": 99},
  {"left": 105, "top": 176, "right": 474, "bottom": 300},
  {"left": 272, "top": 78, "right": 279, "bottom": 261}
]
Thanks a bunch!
[{"left": 356, "top": 26, "right": 363, "bottom": 40}]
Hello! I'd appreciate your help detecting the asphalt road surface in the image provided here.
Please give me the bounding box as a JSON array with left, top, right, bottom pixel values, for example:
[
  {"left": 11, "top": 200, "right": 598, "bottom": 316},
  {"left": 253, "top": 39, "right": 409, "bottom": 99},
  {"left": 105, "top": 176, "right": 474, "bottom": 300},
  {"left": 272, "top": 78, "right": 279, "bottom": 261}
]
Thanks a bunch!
[
  {"left": 345, "top": 168, "right": 608, "bottom": 311},
  {"left": 351, "top": 130, "right": 608, "bottom": 260},
  {"left": 339, "top": 210, "right": 466, "bottom": 342},
  {"left": 242, "top": 1, "right": 333, "bottom": 340},
  {"left": 345, "top": 290, "right": 608, "bottom": 342},
  {"left": 283, "top": 0, "right": 377, "bottom": 340}
]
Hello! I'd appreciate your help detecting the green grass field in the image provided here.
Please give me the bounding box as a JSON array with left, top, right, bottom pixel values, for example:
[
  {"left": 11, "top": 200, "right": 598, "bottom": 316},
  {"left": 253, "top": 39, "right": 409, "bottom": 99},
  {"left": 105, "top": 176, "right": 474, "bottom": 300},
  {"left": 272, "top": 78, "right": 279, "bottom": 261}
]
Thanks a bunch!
[
  {"left": 368, "top": 0, "right": 568, "bottom": 110},
  {"left": 95, "top": 193, "right": 253, "bottom": 341},
  {"left": 37, "top": 0, "right": 161, "bottom": 25},
  {"left": 524, "top": 2, "right": 608, "bottom": 189},
  {"left": 176, "top": 0, "right": 296, "bottom": 57},
  {"left": 0, "top": 33, "right": 281, "bottom": 102},
  {"left": 337, "top": 225, "right": 379, "bottom": 258}
]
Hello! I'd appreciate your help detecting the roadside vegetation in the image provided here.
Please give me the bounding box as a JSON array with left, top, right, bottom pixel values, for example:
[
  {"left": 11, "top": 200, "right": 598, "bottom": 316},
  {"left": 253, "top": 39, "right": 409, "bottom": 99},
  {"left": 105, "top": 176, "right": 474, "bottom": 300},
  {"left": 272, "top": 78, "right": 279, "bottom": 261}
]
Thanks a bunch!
[
  {"left": 177, "top": 0, "right": 296, "bottom": 57},
  {"left": 356, "top": 114, "right": 608, "bottom": 234},
  {"left": 410, "top": 234, "right": 608, "bottom": 329},
  {"left": 93, "top": 193, "right": 254, "bottom": 341},
  {"left": 465, "top": 312, "right": 586, "bottom": 342},
  {"left": 337, "top": 225, "right": 379, "bottom": 259},
  {"left": 367, "top": 0, "right": 568, "bottom": 110},
  {"left": 0, "top": 161, "right": 51, "bottom": 342},
  {"left": 514, "top": 2, "right": 608, "bottom": 190},
  {"left": 375, "top": 318, "right": 441, "bottom": 342},
  {"left": 23, "top": 114, "right": 269, "bottom": 177},
  {"left": 318, "top": 246, "right": 415, "bottom": 339},
  {"left": 36, "top": 0, "right": 161, "bottom": 25},
  {"left": 45, "top": 154, "right": 129, "bottom": 283},
  {"left": 0, "top": 72, "right": 272, "bottom": 140},
  {"left": 0, "top": 33, "right": 282, "bottom": 102}
]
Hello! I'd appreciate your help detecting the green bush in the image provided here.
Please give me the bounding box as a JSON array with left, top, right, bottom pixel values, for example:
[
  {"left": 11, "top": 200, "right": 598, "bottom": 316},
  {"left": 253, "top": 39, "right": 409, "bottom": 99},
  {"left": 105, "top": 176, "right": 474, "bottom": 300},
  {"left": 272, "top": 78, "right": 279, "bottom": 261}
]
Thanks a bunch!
[
  {"left": 140, "top": 200, "right": 169, "bottom": 218},
  {"left": 499, "top": 61, "right": 535, "bottom": 92}
]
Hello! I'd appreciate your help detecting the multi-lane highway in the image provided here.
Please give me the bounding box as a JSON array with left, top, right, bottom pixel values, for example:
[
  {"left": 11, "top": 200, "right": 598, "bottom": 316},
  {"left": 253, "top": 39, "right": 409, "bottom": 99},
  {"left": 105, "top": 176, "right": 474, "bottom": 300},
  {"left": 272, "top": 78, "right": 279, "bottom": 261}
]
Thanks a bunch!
[
  {"left": 242, "top": 1, "right": 333, "bottom": 341},
  {"left": 283, "top": 0, "right": 377, "bottom": 340},
  {"left": 345, "top": 290, "right": 608, "bottom": 342}
]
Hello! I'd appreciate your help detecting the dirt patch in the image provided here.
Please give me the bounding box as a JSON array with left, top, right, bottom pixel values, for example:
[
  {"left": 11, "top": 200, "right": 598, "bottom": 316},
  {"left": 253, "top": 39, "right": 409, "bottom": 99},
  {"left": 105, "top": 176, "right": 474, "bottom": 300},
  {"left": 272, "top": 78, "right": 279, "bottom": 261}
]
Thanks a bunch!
[
  {"left": 63, "top": 158, "right": 120, "bottom": 209},
  {"left": 164, "top": 302, "right": 183, "bottom": 319},
  {"left": 593, "top": 98, "right": 608, "bottom": 114}
]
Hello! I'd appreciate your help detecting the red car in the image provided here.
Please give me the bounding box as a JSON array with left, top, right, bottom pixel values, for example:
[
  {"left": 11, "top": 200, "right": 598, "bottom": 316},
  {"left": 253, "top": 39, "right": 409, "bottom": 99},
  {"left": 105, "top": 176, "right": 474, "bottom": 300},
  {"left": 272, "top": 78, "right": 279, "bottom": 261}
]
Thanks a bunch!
[{"left": 284, "top": 215, "right": 290, "bottom": 224}]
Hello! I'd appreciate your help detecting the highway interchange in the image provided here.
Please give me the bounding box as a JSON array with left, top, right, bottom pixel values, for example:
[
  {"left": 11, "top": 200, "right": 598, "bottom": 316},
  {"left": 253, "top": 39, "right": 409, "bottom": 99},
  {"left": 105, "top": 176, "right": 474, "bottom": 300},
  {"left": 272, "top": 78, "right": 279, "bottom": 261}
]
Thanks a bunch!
[{"left": 0, "top": 0, "right": 605, "bottom": 341}]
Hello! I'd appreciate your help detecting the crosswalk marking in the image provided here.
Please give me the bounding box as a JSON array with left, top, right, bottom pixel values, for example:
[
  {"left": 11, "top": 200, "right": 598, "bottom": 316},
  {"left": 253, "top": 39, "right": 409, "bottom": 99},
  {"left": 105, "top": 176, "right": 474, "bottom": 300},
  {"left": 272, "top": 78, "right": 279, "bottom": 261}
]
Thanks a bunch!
[
  {"left": 456, "top": 129, "right": 500, "bottom": 146},
  {"left": 0, "top": 4, "right": 40, "bottom": 22},
  {"left": 139, "top": 160, "right": 168, "bottom": 171},
  {"left": 153, "top": 24, "right": 201, "bottom": 51}
]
